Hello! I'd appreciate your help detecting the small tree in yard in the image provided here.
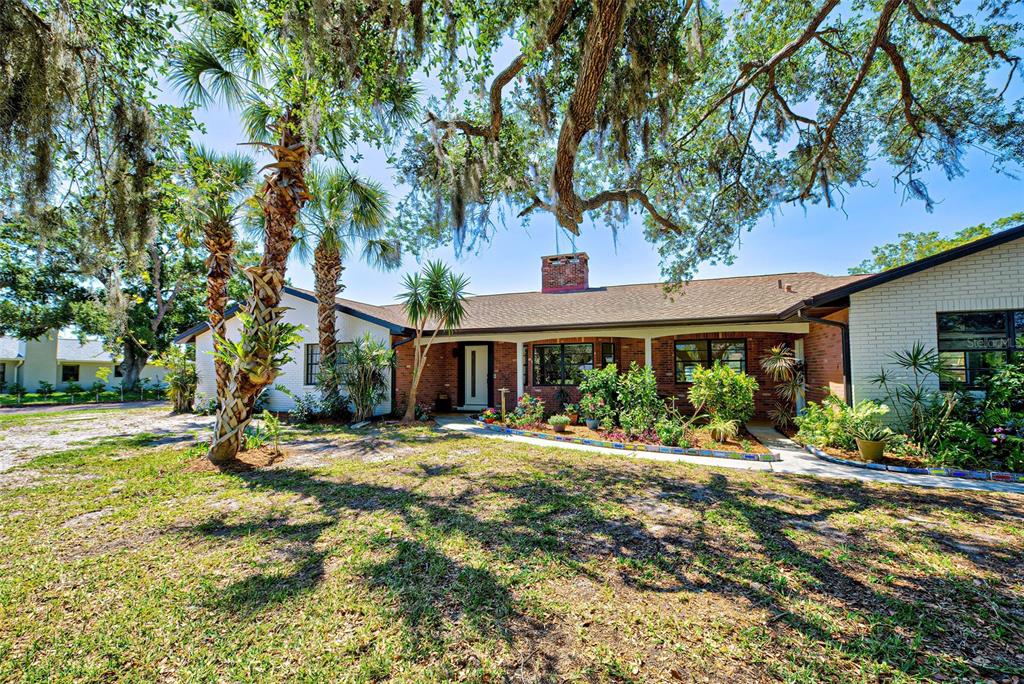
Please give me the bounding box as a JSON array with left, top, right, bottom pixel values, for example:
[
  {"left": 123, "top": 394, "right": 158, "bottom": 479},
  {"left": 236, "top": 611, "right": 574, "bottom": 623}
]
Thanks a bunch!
[
  {"left": 397, "top": 261, "right": 470, "bottom": 423},
  {"left": 153, "top": 346, "right": 199, "bottom": 413},
  {"left": 339, "top": 333, "right": 395, "bottom": 422}
]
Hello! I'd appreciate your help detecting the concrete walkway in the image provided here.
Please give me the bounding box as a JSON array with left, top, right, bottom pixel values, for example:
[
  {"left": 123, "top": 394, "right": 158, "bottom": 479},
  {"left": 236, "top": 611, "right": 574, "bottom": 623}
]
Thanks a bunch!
[{"left": 437, "top": 417, "right": 1024, "bottom": 494}]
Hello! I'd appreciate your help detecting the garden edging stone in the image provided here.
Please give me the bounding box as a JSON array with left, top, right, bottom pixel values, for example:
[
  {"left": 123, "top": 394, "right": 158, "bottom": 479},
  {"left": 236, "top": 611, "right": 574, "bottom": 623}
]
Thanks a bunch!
[{"left": 801, "top": 443, "right": 1024, "bottom": 483}]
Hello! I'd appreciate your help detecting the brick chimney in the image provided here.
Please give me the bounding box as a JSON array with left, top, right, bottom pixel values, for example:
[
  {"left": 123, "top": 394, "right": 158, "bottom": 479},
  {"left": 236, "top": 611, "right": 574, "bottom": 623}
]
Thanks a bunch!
[{"left": 541, "top": 252, "right": 589, "bottom": 293}]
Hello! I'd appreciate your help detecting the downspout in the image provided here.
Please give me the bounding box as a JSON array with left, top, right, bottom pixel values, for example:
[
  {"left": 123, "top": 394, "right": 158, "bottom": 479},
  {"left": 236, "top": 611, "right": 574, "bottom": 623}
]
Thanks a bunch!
[
  {"left": 797, "top": 308, "right": 853, "bottom": 406},
  {"left": 390, "top": 334, "right": 416, "bottom": 417}
]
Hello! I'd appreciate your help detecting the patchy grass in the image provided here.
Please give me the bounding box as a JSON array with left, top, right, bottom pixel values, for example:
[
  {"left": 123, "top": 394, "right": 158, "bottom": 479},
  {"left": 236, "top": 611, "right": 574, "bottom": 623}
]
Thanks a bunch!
[{"left": 1, "top": 419, "right": 1022, "bottom": 682}]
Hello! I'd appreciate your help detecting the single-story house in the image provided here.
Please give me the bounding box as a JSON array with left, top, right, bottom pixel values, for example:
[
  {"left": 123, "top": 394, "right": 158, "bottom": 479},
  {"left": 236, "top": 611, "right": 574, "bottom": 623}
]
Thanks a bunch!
[
  {"left": 0, "top": 332, "right": 167, "bottom": 392},
  {"left": 176, "top": 223, "right": 1024, "bottom": 419}
]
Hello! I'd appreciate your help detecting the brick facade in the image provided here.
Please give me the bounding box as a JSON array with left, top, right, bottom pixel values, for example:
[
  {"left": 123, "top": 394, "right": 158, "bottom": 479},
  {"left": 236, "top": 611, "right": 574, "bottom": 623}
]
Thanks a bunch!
[
  {"left": 394, "top": 329, "right": 842, "bottom": 421},
  {"left": 541, "top": 253, "right": 589, "bottom": 292},
  {"left": 803, "top": 309, "right": 848, "bottom": 404},
  {"left": 649, "top": 332, "right": 801, "bottom": 418}
]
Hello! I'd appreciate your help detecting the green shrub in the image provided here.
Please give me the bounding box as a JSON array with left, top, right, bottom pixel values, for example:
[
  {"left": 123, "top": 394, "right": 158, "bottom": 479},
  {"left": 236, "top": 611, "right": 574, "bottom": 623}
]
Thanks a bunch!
[
  {"left": 548, "top": 414, "right": 570, "bottom": 427},
  {"left": 152, "top": 346, "right": 198, "bottom": 413},
  {"left": 655, "top": 418, "right": 686, "bottom": 447},
  {"left": 579, "top": 392, "right": 610, "bottom": 421},
  {"left": 707, "top": 416, "right": 739, "bottom": 443},
  {"left": 688, "top": 363, "right": 758, "bottom": 423},
  {"left": 579, "top": 364, "right": 620, "bottom": 421},
  {"left": 64, "top": 381, "right": 84, "bottom": 395},
  {"left": 616, "top": 362, "right": 663, "bottom": 437},
  {"left": 37, "top": 381, "right": 54, "bottom": 397},
  {"left": 338, "top": 333, "right": 395, "bottom": 421},
  {"left": 508, "top": 393, "right": 544, "bottom": 427},
  {"left": 795, "top": 395, "right": 890, "bottom": 451}
]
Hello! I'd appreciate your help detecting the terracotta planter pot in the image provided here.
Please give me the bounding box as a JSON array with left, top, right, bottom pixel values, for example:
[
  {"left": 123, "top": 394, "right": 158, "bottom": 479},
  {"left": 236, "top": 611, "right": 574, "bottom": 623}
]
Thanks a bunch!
[
  {"left": 567, "top": 412, "right": 579, "bottom": 425},
  {"left": 484, "top": 418, "right": 495, "bottom": 424},
  {"left": 855, "top": 438, "right": 885, "bottom": 462},
  {"left": 552, "top": 423, "right": 567, "bottom": 433}
]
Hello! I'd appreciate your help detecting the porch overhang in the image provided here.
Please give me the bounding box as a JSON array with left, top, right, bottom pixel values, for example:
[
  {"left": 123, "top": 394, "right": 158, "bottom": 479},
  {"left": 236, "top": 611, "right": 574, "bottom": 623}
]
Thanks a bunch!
[{"left": 423, "top": 320, "right": 810, "bottom": 345}]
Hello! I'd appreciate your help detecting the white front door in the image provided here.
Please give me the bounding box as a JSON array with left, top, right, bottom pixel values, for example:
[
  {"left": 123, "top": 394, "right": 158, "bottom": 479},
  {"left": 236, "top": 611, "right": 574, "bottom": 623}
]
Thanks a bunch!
[{"left": 463, "top": 344, "right": 489, "bottom": 409}]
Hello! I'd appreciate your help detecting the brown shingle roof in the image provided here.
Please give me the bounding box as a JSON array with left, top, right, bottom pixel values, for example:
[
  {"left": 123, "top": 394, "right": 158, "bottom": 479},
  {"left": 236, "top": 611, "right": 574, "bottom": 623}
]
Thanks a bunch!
[{"left": 365, "top": 271, "right": 869, "bottom": 333}]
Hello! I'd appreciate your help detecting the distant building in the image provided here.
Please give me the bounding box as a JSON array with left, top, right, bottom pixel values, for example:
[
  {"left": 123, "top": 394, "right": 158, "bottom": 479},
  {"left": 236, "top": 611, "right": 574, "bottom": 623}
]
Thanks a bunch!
[{"left": 0, "top": 332, "right": 166, "bottom": 392}]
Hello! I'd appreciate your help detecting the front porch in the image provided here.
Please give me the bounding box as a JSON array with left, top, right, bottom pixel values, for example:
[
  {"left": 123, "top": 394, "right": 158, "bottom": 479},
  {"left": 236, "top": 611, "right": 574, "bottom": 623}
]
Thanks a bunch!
[{"left": 393, "top": 319, "right": 846, "bottom": 420}]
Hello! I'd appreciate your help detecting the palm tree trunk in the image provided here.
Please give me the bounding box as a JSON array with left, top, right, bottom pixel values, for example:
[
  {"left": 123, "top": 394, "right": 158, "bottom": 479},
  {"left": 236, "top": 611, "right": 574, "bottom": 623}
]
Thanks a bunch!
[
  {"left": 313, "top": 241, "right": 342, "bottom": 408},
  {"left": 204, "top": 217, "right": 234, "bottom": 405},
  {"left": 207, "top": 112, "right": 309, "bottom": 465}
]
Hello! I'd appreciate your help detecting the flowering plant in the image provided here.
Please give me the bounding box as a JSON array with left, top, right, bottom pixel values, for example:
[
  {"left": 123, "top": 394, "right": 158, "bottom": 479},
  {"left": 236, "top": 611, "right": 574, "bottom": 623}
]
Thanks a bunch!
[{"left": 480, "top": 407, "right": 499, "bottom": 423}]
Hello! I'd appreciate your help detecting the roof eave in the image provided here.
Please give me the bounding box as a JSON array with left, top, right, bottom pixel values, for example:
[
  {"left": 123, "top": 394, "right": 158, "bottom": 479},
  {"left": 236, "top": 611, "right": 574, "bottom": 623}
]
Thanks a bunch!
[{"left": 806, "top": 223, "right": 1024, "bottom": 308}]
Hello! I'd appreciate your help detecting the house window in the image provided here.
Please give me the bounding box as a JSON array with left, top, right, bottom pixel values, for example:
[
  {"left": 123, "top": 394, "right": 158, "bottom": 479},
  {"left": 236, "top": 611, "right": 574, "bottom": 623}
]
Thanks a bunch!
[
  {"left": 601, "top": 342, "right": 616, "bottom": 368},
  {"left": 532, "top": 343, "right": 594, "bottom": 385},
  {"left": 0, "top": 364, "right": 5, "bottom": 387},
  {"left": 674, "top": 339, "right": 747, "bottom": 382},
  {"left": 304, "top": 344, "right": 320, "bottom": 385},
  {"left": 937, "top": 310, "right": 1022, "bottom": 388},
  {"left": 61, "top": 365, "right": 80, "bottom": 383},
  {"left": 114, "top": 365, "right": 123, "bottom": 378}
]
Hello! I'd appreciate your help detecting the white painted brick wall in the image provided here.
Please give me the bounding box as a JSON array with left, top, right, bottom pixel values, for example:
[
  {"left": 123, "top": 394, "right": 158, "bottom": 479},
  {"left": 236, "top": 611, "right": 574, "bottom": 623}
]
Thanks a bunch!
[
  {"left": 849, "top": 237, "right": 1024, "bottom": 405},
  {"left": 193, "top": 291, "right": 393, "bottom": 415}
]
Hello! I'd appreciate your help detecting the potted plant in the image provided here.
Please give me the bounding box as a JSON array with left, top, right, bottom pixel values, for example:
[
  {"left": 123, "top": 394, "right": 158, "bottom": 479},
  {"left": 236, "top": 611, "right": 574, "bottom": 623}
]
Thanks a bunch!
[
  {"left": 480, "top": 407, "right": 499, "bottom": 424},
  {"left": 563, "top": 403, "right": 580, "bottom": 424},
  {"left": 549, "top": 414, "right": 570, "bottom": 433},
  {"left": 579, "top": 393, "right": 604, "bottom": 430},
  {"left": 850, "top": 422, "right": 893, "bottom": 462}
]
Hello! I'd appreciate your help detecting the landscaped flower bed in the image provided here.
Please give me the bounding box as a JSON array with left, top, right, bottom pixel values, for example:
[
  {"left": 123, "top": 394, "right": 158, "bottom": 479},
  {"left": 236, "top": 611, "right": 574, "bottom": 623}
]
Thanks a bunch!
[
  {"left": 479, "top": 362, "right": 779, "bottom": 462},
  {"left": 793, "top": 349, "right": 1024, "bottom": 482},
  {"left": 472, "top": 418, "right": 779, "bottom": 462}
]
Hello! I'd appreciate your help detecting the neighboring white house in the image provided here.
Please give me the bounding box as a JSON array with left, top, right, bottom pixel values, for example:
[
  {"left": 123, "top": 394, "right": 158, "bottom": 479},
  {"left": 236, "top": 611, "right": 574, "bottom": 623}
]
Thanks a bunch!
[
  {"left": 0, "top": 331, "right": 167, "bottom": 392},
  {"left": 796, "top": 223, "right": 1024, "bottom": 405},
  {"left": 175, "top": 287, "right": 405, "bottom": 414}
]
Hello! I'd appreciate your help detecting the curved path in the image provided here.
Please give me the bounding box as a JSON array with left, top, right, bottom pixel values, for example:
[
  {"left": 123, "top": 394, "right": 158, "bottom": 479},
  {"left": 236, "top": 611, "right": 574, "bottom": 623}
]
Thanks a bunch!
[{"left": 437, "top": 417, "right": 1024, "bottom": 494}]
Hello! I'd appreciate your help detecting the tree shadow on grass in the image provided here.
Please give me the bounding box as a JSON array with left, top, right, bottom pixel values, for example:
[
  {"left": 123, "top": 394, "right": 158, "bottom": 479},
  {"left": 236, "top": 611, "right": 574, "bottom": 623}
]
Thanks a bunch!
[{"left": 184, "top": 453, "right": 1024, "bottom": 680}]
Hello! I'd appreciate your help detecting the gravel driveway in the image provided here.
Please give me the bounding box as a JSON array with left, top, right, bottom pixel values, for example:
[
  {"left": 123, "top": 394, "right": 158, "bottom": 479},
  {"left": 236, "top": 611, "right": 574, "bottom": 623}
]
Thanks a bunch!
[{"left": 0, "top": 406, "right": 214, "bottom": 473}]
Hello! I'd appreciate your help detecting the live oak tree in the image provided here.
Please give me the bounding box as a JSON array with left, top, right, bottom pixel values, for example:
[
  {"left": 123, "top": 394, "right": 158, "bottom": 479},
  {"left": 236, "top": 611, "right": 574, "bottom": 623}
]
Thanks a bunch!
[
  {"left": 296, "top": 165, "right": 400, "bottom": 413},
  {"left": 390, "top": 0, "right": 1023, "bottom": 282},
  {"left": 849, "top": 210, "right": 1024, "bottom": 273}
]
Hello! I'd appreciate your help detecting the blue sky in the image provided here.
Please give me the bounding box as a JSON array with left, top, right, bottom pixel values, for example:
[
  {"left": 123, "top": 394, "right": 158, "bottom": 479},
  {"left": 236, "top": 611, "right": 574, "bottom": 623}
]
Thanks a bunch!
[{"left": 172, "top": 83, "right": 1023, "bottom": 304}]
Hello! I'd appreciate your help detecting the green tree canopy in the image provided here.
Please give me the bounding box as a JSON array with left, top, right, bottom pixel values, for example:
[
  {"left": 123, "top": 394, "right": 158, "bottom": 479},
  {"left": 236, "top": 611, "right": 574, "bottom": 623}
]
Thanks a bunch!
[
  {"left": 388, "top": 0, "right": 1023, "bottom": 281},
  {"left": 849, "top": 210, "right": 1024, "bottom": 273}
]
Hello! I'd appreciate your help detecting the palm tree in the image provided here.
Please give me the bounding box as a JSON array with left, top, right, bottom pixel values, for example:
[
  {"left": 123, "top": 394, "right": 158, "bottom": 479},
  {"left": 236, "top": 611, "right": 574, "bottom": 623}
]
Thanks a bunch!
[
  {"left": 296, "top": 164, "right": 399, "bottom": 411},
  {"left": 182, "top": 145, "right": 255, "bottom": 406},
  {"left": 397, "top": 261, "right": 470, "bottom": 423},
  {"left": 170, "top": 1, "right": 313, "bottom": 464}
]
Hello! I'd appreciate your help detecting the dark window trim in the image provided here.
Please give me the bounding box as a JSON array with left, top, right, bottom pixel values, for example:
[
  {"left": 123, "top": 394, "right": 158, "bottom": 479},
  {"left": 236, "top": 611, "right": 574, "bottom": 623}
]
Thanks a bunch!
[
  {"left": 531, "top": 342, "right": 595, "bottom": 386},
  {"left": 61, "top": 364, "right": 80, "bottom": 383},
  {"left": 936, "top": 309, "right": 1022, "bottom": 389},
  {"left": 304, "top": 343, "right": 320, "bottom": 386},
  {"left": 674, "top": 338, "right": 748, "bottom": 384},
  {"left": 600, "top": 341, "right": 616, "bottom": 368}
]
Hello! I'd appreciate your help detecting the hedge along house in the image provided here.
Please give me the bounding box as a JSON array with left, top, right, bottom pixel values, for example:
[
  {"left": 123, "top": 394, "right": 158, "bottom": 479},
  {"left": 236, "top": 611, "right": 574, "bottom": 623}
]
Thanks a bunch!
[{"left": 789, "top": 223, "right": 1024, "bottom": 407}]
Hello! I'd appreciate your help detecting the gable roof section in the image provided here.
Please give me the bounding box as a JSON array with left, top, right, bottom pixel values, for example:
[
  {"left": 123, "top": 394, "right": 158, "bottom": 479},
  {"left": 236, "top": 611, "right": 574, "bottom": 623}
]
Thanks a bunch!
[
  {"left": 57, "top": 338, "right": 114, "bottom": 362},
  {"left": 798, "top": 223, "right": 1024, "bottom": 311},
  {"left": 373, "top": 271, "right": 868, "bottom": 333},
  {"left": 173, "top": 285, "right": 411, "bottom": 343},
  {"left": 0, "top": 337, "right": 24, "bottom": 361}
]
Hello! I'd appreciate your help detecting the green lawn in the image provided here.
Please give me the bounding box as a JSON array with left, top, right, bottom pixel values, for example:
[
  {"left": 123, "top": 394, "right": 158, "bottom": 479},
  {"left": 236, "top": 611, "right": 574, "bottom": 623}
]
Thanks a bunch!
[
  {"left": 1, "top": 416, "right": 1022, "bottom": 682},
  {"left": 0, "top": 390, "right": 164, "bottom": 407}
]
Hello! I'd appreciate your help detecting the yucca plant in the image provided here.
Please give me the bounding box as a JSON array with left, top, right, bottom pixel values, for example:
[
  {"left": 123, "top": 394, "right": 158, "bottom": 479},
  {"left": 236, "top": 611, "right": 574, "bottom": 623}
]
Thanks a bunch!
[
  {"left": 760, "top": 344, "right": 805, "bottom": 430},
  {"left": 397, "top": 261, "right": 470, "bottom": 423}
]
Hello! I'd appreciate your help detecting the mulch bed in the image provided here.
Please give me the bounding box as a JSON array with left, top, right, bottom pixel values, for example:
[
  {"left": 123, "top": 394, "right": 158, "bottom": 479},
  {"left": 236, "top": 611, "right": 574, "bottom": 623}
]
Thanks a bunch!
[
  {"left": 489, "top": 421, "right": 772, "bottom": 455},
  {"left": 809, "top": 443, "right": 929, "bottom": 469},
  {"left": 185, "top": 445, "right": 291, "bottom": 472}
]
